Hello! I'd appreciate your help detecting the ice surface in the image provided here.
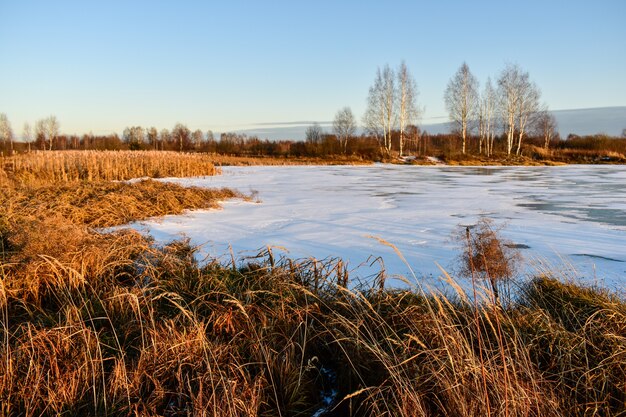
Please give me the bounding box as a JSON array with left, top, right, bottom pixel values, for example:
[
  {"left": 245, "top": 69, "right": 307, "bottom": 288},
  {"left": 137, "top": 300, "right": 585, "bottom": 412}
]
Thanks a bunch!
[{"left": 129, "top": 165, "right": 626, "bottom": 291}]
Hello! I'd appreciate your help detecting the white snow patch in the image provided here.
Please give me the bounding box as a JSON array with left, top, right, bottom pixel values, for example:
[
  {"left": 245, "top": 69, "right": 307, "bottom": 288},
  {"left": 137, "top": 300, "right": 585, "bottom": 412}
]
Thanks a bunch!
[{"left": 426, "top": 156, "right": 446, "bottom": 165}]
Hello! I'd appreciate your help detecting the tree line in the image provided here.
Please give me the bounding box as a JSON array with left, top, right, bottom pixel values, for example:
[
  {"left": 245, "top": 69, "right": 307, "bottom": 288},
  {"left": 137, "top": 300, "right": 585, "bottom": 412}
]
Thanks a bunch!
[
  {"left": 1, "top": 60, "right": 625, "bottom": 159},
  {"left": 1, "top": 114, "right": 624, "bottom": 161},
  {"left": 330, "top": 61, "right": 559, "bottom": 158},
  {"left": 0, "top": 116, "right": 383, "bottom": 158},
  {"left": 444, "top": 62, "right": 559, "bottom": 156}
]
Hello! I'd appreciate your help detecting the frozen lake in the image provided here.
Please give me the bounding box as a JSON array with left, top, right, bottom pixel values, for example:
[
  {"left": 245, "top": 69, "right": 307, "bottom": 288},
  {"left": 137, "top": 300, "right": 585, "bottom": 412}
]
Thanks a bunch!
[{"left": 132, "top": 165, "right": 626, "bottom": 290}]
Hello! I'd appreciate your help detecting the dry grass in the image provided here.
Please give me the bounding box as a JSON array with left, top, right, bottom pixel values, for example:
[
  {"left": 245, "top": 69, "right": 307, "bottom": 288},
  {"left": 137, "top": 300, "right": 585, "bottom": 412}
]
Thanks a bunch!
[
  {"left": 526, "top": 145, "right": 626, "bottom": 164},
  {"left": 2, "top": 234, "right": 624, "bottom": 416},
  {"left": 0, "top": 151, "right": 624, "bottom": 416},
  {"left": 1, "top": 150, "right": 220, "bottom": 184},
  {"left": 3, "top": 179, "right": 241, "bottom": 228}
]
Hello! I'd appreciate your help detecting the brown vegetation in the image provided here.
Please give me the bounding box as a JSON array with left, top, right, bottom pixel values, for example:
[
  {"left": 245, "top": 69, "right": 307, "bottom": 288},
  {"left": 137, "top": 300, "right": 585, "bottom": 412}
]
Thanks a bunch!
[
  {"left": 0, "top": 151, "right": 624, "bottom": 416},
  {"left": 209, "top": 154, "right": 373, "bottom": 167},
  {"left": 3, "top": 130, "right": 625, "bottom": 167},
  {"left": 526, "top": 134, "right": 626, "bottom": 163},
  {"left": 1, "top": 234, "right": 624, "bottom": 416},
  {"left": 415, "top": 132, "right": 626, "bottom": 165},
  {"left": 1, "top": 150, "right": 219, "bottom": 184},
  {"left": 457, "top": 218, "right": 521, "bottom": 305},
  {"left": 3, "top": 179, "right": 241, "bottom": 229}
]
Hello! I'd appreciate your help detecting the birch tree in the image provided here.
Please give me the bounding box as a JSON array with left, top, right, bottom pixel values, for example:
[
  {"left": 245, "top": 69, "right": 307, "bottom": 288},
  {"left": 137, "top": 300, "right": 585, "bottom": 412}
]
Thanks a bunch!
[
  {"left": 191, "top": 129, "right": 204, "bottom": 149},
  {"left": 159, "top": 129, "right": 170, "bottom": 150},
  {"left": 36, "top": 116, "right": 60, "bottom": 151},
  {"left": 381, "top": 65, "right": 395, "bottom": 153},
  {"left": 123, "top": 126, "right": 144, "bottom": 149},
  {"left": 478, "top": 97, "right": 486, "bottom": 155},
  {"left": 515, "top": 80, "right": 541, "bottom": 155},
  {"left": 23, "top": 122, "right": 32, "bottom": 153},
  {"left": 333, "top": 107, "right": 356, "bottom": 154},
  {"left": 35, "top": 119, "right": 45, "bottom": 150},
  {"left": 444, "top": 62, "right": 479, "bottom": 154},
  {"left": 534, "top": 109, "right": 558, "bottom": 150},
  {"left": 47, "top": 116, "right": 59, "bottom": 151},
  {"left": 363, "top": 70, "right": 385, "bottom": 149},
  {"left": 396, "top": 61, "right": 420, "bottom": 156},
  {"left": 147, "top": 127, "right": 158, "bottom": 150},
  {"left": 172, "top": 123, "right": 191, "bottom": 152},
  {"left": 364, "top": 65, "right": 396, "bottom": 153},
  {"left": 497, "top": 64, "right": 524, "bottom": 155},
  {"left": 0, "top": 113, "right": 13, "bottom": 154},
  {"left": 480, "top": 78, "right": 497, "bottom": 156}
]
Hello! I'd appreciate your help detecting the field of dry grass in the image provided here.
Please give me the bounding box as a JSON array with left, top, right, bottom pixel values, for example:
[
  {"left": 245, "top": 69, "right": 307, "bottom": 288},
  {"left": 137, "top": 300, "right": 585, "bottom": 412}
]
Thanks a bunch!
[
  {"left": 0, "top": 150, "right": 220, "bottom": 184},
  {"left": 526, "top": 145, "right": 626, "bottom": 164},
  {"left": 0, "top": 151, "right": 371, "bottom": 188},
  {"left": 0, "top": 151, "right": 624, "bottom": 416},
  {"left": 4, "top": 179, "right": 241, "bottom": 228}
]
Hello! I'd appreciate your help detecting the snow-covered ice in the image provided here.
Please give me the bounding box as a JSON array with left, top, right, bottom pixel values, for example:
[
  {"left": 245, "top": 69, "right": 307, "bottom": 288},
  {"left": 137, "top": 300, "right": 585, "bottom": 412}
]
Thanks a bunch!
[{"left": 128, "top": 164, "right": 626, "bottom": 290}]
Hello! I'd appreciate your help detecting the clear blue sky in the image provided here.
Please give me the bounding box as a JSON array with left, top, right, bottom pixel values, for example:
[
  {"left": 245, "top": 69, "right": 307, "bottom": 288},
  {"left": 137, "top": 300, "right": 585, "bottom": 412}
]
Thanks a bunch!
[{"left": 1, "top": 0, "right": 625, "bottom": 137}]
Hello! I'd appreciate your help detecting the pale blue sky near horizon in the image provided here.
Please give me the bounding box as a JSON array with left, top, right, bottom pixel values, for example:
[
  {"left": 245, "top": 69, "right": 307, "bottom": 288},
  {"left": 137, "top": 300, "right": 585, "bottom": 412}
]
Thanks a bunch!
[{"left": 1, "top": 0, "right": 625, "bottom": 137}]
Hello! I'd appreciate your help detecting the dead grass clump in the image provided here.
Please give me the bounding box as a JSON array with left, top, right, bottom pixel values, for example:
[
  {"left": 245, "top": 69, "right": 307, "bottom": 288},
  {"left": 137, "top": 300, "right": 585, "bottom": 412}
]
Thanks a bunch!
[
  {"left": 7, "top": 179, "right": 242, "bottom": 228},
  {"left": 0, "top": 168, "right": 9, "bottom": 188},
  {"left": 6, "top": 321, "right": 106, "bottom": 415},
  {"left": 6, "top": 225, "right": 151, "bottom": 304},
  {"left": 121, "top": 320, "right": 264, "bottom": 416},
  {"left": 315, "top": 288, "right": 562, "bottom": 417},
  {"left": 455, "top": 218, "right": 521, "bottom": 305},
  {"left": 559, "top": 148, "right": 626, "bottom": 163},
  {"left": 517, "top": 276, "right": 626, "bottom": 414}
]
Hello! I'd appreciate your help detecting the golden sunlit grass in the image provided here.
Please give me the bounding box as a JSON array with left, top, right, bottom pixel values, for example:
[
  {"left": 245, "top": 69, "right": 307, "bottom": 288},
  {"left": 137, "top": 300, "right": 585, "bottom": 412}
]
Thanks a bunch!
[
  {"left": 526, "top": 145, "right": 626, "bottom": 163},
  {"left": 0, "top": 151, "right": 624, "bottom": 416},
  {"left": 4, "top": 179, "right": 241, "bottom": 228},
  {"left": 1, "top": 150, "right": 220, "bottom": 183}
]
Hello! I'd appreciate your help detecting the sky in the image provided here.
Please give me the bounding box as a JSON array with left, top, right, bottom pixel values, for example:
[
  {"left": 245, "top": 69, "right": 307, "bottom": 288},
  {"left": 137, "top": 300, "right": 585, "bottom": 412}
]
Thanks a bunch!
[{"left": 1, "top": 0, "right": 625, "bottom": 138}]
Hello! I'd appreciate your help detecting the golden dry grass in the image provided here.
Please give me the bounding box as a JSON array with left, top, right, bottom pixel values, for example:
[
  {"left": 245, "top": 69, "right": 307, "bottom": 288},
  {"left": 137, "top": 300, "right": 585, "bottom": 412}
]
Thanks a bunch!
[
  {"left": 0, "top": 150, "right": 624, "bottom": 416},
  {"left": 2, "top": 233, "right": 624, "bottom": 416},
  {"left": 1, "top": 150, "right": 220, "bottom": 184},
  {"left": 4, "top": 179, "right": 241, "bottom": 228},
  {"left": 526, "top": 145, "right": 626, "bottom": 164}
]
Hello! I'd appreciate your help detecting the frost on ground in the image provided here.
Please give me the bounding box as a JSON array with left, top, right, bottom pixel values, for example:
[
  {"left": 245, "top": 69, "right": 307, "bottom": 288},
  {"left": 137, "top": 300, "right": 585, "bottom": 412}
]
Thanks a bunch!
[{"left": 129, "top": 165, "right": 626, "bottom": 291}]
